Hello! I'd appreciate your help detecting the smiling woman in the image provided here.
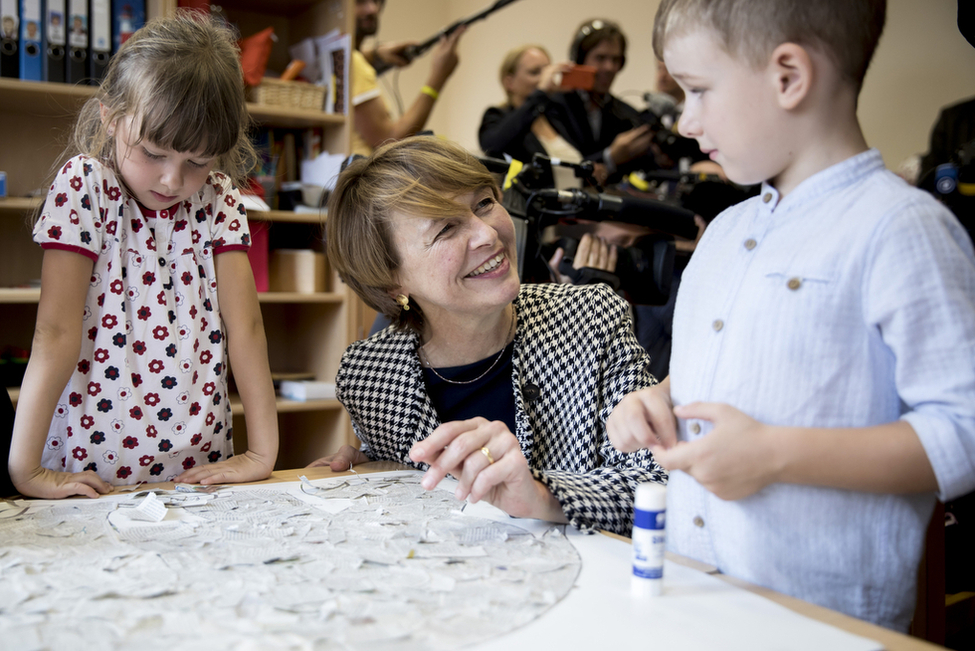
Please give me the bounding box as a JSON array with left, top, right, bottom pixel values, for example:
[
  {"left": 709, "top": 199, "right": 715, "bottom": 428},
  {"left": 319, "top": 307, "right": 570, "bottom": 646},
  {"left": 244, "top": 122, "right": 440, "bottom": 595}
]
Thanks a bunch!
[{"left": 308, "top": 136, "right": 667, "bottom": 535}]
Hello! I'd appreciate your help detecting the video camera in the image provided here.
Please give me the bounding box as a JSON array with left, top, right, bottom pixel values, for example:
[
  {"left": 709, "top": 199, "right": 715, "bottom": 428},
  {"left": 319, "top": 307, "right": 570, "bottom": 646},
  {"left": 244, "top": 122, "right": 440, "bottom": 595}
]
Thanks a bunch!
[
  {"left": 491, "top": 153, "right": 700, "bottom": 306},
  {"left": 637, "top": 107, "right": 708, "bottom": 169}
]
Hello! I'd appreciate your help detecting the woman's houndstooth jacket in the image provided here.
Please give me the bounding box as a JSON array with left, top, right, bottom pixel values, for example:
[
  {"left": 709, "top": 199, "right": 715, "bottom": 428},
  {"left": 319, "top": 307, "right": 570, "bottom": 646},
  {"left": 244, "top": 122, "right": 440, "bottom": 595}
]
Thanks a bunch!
[{"left": 336, "top": 283, "right": 667, "bottom": 535}]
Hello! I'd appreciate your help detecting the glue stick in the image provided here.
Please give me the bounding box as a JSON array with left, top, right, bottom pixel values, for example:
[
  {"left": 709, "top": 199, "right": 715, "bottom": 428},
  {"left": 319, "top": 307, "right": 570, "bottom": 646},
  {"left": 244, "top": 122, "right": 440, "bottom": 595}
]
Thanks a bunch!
[{"left": 631, "top": 482, "right": 667, "bottom": 597}]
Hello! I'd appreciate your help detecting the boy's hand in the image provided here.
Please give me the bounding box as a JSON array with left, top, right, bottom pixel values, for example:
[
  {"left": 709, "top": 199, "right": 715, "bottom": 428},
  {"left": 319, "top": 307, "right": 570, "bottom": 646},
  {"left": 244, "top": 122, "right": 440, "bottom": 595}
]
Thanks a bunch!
[
  {"left": 12, "top": 466, "right": 112, "bottom": 499},
  {"left": 660, "top": 402, "right": 782, "bottom": 500},
  {"left": 174, "top": 449, "right": 274, "bottom": 486},
  {"left": 606, "top": 380, "right": 677, "bottom": 453},
  {"left": 306, "top": 445, "right": 371, "bottom": 472}
]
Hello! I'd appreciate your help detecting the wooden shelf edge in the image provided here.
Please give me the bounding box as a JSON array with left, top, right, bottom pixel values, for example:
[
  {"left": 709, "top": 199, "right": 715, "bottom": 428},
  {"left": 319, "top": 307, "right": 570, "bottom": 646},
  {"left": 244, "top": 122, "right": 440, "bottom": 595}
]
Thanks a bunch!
[
  {"left": 230, "top": 396, "right": 343, "bottom": 415},
  {"left": 0, "top": 288, "right": 41, "bottom": 303},
  {"left": 248, "top": 209, "right": 326, "bottom": 224},
  {"left": 0, "top": 197, "right": 42, "bottom": 216},
  {"left": 0, "top": 78, "right": 96, "bottom": 114},
  {"left": 246, "top": 102, "right": 346, "bottom": 128},
  {"left": 257, "top": 291, "right": 343, "bottom": 304},
  {"left": 0, "top": 79, "right": 343, "bottom": 128}
]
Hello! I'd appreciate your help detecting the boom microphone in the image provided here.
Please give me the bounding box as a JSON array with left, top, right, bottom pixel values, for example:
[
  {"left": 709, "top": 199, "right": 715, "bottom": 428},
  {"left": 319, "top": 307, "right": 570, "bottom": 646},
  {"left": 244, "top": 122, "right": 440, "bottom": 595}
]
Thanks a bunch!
[
  {"left": 374, "top": 0, "right": 525, "bottom": 73},
  {"left": 533, "top": 188, "right": 699, "bottom": 240}
]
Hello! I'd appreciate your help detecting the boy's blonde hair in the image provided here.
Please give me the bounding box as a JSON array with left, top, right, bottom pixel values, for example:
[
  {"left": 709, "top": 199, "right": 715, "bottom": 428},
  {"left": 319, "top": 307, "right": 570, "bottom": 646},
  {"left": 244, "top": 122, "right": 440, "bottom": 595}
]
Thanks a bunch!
[
  {"left": 653, "top": 0, "right": 886, "bottom": 89},
  {"left": 68, "top": 11, "right": 256, "bottom": 189},
  {"left": 326, "top": 137, "right": 500, "bottom": 334}
]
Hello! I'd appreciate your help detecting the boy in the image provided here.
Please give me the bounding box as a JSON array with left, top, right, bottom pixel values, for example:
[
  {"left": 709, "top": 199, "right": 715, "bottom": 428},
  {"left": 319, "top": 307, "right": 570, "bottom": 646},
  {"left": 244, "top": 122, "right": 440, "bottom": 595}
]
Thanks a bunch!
[{"left": 606, "top": 0, "right": 975, "bottom": 632}]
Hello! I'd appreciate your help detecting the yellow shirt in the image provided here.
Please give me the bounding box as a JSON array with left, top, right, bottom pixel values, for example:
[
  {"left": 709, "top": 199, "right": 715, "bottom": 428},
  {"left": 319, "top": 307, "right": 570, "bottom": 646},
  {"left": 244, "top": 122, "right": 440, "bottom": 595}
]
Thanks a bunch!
[{"left": 351, "top": 49, "right": 383, "bottom": 157}]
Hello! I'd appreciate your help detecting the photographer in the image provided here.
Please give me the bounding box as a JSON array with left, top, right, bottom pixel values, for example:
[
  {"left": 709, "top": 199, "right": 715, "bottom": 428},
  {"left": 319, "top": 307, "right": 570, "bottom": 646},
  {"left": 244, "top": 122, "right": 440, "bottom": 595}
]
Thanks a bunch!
[
  {"left": 544, "top": 19, "right": 658, "bottom": 183},
  {"left": 351, "top": 0, "right": 465, "bottom": 156},
  {"left": 478, "top": 45, "right": 598, "bottom": 187}
]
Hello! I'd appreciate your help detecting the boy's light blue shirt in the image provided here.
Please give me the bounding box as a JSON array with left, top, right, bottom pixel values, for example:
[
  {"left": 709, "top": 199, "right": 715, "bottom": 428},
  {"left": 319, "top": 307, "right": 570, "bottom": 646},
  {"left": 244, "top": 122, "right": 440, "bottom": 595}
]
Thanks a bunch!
[{"left": 668, "top": 148, "right": 975, "bottom": 631}]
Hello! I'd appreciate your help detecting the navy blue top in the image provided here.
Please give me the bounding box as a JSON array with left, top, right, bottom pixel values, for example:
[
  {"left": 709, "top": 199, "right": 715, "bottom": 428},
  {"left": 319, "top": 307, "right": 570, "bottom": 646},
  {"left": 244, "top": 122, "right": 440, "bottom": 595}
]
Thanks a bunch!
[{"left": 422, "top": 342, "right": 517, "bottom": 434}]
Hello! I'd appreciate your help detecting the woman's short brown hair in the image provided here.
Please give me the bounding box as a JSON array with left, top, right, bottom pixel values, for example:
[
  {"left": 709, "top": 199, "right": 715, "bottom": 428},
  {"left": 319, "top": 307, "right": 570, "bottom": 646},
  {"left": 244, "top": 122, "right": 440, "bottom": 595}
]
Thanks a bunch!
[{"left": 325, "top": 136, "right": 499, "bottom": 334}]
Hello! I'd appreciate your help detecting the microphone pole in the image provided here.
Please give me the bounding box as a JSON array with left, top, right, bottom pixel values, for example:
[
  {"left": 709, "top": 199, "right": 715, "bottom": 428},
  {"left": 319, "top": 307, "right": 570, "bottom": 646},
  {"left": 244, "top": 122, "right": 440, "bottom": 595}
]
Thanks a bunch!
[{"left": 373, "top": 0, "right": 525, "bottom": 74}]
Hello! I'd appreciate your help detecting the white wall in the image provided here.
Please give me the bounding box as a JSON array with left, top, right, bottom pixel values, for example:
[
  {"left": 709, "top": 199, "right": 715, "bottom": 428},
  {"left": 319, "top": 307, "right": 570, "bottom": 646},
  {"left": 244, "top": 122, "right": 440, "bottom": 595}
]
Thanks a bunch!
[{"left": 370, "top": 0, "right": 975, "bottom": 169}]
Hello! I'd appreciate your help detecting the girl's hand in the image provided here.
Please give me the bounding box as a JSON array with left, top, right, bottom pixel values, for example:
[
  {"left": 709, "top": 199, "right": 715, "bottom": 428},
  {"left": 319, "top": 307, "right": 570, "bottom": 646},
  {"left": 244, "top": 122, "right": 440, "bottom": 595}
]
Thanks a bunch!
[
  {"left": 409, "top": 418, "right": 566, "bottom": 523},
  {"left": 306, "top": 445, "right": 371, "bottom": 471},
  {"left": 13, "top": 466, "right": 112, "bottom": 499},
  {"left": 173, "top": 449, "right": 274, "bottom": 486},
  {"left": 606, "top": 379, "right": 677, "bottom": 453}
]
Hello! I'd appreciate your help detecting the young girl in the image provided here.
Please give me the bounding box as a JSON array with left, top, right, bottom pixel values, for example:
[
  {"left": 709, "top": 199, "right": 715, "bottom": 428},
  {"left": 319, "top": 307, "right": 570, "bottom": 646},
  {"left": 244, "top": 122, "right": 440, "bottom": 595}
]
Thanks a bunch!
[{"left": 8, "top": 12, "right": 279, "bottom": 498}]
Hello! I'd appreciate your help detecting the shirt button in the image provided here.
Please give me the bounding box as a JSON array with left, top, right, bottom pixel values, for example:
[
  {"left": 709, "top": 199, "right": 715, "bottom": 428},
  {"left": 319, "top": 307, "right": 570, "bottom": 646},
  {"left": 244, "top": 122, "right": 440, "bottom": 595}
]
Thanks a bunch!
[
  {"left": 744, "top": 238, "right": 757, "bottom": 250},
  {"left": 693, "top": 516, "right": 705, "bottom": 528},
  {"left": 787, "top": 277, "right": 802, "bottom": 291},
  {"left": 762, "top": 192, "right": 773, "bottom": 203},
  {"left": 712, "top": 319, "right": 724, "bottom": 332},
  {"left": 690, "top": 422, "right": 701, "bottom": 435}
]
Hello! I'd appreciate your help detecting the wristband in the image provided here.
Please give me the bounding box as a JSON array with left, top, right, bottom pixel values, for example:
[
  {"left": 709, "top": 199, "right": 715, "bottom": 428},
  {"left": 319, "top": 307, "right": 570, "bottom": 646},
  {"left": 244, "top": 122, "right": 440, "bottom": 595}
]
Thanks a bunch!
[{"left": 420, "top": 85, "right": 440, "bottom": 101}]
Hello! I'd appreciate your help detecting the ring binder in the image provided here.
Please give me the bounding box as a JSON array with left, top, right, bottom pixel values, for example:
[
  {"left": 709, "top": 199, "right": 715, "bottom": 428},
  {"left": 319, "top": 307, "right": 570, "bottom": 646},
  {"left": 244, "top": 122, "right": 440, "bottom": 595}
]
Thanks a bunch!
[
  {"left": 19, "top": 0, "right": 42, "bottom": 81},
  {"left": 66, "top": 0, "right": 87, "bottom": 84},
  {"left": 45, "top": 0, "right": 66, "bottom": 82},
  {"left": 0, "top": 0, "right": 19, "bottom": 78}
]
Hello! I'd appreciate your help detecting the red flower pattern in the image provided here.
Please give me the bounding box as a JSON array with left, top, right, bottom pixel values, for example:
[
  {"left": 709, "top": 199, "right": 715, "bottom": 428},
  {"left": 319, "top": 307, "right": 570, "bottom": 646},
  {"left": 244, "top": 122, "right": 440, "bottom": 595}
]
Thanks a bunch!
[{"left": 34, "top": 158, "right": 243, "bottom": 485}]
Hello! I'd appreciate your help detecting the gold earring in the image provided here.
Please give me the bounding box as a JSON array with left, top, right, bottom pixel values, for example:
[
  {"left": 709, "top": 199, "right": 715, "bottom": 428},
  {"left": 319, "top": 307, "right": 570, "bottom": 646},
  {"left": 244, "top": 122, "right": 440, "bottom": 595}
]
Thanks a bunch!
[{"left": 396, "top": 294, "right": 410, "bottom": 311}]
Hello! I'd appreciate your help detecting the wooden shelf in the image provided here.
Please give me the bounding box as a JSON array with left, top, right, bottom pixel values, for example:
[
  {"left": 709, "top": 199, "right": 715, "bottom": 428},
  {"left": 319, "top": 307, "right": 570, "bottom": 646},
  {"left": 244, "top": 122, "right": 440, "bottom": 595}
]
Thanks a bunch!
[
  {"left": 230, "top": 395, "right": 343, "bottom": 416},
  {"left": 257, "top": 291, "right": 343, "bottom": 304},
  {"left": 247, "top": 103, "right": 345, "bottom": 129},
  {"left": 249, "top": 209, "right": 326, "bottom": 224},
  {"left": 0, "top": 197, "right": 41, "bottom": 216},
  {"left": 0, "top": 289, "right": 41, "bottom": 303},
  {"left": 0, "top": 79, "right": 344, "bottom": 129},
  {"left": 0, "top": 78, "right": 96, "bottom": 116}
]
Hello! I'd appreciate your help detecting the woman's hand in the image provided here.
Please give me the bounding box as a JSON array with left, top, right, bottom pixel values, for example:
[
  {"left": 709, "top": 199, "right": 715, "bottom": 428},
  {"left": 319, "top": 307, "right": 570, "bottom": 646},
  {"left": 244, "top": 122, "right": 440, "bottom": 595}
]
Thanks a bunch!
[
  {"left": 12, "top": 466, "right": 112, "bottom": 499},
  {"left": 606, "top": 377, "right": 677, "bottom": 454},
  {"left": 174, "top": 449, "right": 274, "bottom": 486},
  {"left": 410, "top": 418, "right": 566, "bottom": 523},
  {"left": 306, "top": 445, "right": 371, "bottom": 471},
  {"left": 538, "top": 61, "right": 574, "bottom": 93}
]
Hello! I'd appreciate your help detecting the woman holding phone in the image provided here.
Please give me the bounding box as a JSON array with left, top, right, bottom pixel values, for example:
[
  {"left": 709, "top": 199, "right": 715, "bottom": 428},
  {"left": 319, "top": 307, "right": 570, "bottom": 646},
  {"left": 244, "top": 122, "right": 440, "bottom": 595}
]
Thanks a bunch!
[{"left": 477, "top": 45, "right": 603, "bottom": 188}]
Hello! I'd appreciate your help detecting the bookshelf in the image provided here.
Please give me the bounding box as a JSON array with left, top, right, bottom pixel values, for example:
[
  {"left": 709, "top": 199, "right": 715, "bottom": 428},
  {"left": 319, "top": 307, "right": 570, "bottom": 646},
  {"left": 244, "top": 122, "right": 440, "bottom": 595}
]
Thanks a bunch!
[{"left": 0, "top": 0, "right": 363, "bottom": 471}]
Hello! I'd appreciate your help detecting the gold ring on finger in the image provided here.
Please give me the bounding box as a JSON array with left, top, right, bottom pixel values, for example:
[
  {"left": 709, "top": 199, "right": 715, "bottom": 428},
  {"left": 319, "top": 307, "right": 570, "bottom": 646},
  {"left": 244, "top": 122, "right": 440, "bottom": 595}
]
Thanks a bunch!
[{"left": 480, "top": 447, "right": 495, "bottom": 465}]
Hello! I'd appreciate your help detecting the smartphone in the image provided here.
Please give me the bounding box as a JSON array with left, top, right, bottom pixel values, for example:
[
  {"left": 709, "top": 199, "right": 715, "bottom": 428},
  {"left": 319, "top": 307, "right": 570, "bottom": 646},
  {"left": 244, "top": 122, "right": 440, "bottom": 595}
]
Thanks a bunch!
[{"left": 559, "top": 64, "right": 596, "bottom": 91}]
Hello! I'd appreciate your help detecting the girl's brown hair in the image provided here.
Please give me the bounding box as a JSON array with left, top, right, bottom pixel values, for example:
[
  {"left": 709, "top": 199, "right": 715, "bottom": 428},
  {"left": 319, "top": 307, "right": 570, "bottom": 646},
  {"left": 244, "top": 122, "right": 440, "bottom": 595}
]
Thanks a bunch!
[{"left": 67, "top": 11, "right": 257, "bottom": 189}]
